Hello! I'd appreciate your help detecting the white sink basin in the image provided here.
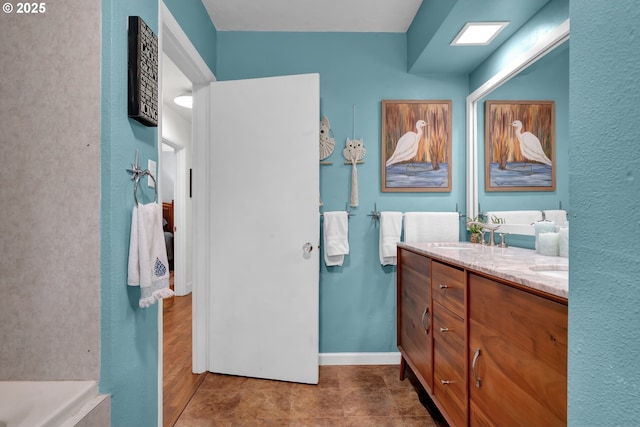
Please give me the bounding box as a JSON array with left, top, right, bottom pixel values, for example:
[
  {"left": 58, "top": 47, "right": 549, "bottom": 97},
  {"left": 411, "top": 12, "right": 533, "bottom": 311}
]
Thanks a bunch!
[{"left": 529, "top": 265, "right": 568, "bottom": 279}]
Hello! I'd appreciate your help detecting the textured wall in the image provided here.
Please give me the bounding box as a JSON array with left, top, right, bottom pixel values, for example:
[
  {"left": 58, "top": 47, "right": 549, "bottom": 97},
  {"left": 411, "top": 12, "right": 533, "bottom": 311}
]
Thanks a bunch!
[
  {"left": 569, "top": 1, "right": 640, "bottom": 425},
  {"left": 0, "top": 0, "right": 101, "bottom": 380},
  {"left": 100, "top": 1, "right": 160, "bottom": 426}
]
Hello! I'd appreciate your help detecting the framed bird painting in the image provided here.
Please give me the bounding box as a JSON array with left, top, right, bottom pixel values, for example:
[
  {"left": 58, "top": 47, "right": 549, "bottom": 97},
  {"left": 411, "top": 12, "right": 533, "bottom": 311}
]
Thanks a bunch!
[
  {"left": 381, "top": 100, "right": 452, "bottom": 192},
  {"left": 485, "top": 100, "right": 555, "bottom": 192}
]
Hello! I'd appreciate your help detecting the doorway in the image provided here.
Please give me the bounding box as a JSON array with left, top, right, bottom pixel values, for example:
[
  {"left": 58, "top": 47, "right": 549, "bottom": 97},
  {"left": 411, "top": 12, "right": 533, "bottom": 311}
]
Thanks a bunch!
[{"left": 159, "top": 5, "right": 215, "bottom": 425}]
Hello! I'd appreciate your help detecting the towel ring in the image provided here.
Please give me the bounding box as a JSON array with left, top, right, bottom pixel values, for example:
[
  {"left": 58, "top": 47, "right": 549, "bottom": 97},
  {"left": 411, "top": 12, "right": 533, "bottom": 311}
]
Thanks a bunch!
[{"left": 133, "top": 170, "right": 158, "bottom": 205}]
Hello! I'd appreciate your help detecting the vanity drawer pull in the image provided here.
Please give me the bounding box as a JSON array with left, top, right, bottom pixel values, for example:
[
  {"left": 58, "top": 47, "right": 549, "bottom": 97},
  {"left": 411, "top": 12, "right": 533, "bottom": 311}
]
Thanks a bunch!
[
  {"left": 421, "top": 307, "right": 430, "bottom": 335},
  {"left": 472, "top": 348, "right": 482, "bottom": 388},
  {"left": 439, "top": 284, "right": 449, "bottom": 289},
  {"left": 440, "top": 380, "right": 454, "bottom": 385},
  {"left": 439, "top": 327, "right": 450, "bottom": 333}
]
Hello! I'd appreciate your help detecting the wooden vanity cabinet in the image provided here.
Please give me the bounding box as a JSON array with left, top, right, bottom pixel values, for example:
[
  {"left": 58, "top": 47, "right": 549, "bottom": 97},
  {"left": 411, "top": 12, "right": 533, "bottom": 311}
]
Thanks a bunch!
[
  {"left": 397, "top": 248, "right": 433, "bottom": 392},
  {"left": 468, "top": 273, "right": 568, "bottom": 427},
  {"left": 397, "top": 246, "right": 568, "bottom": 427}
]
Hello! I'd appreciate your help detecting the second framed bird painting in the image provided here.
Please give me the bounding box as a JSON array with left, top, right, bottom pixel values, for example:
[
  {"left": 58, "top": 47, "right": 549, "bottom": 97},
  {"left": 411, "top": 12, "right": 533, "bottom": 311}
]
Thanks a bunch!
[
  {"left": 485, "top": 100, "right": 555, "bottom": 192},
  {"left": 381, "top": 100, "right": 452, "bottom": 192}
]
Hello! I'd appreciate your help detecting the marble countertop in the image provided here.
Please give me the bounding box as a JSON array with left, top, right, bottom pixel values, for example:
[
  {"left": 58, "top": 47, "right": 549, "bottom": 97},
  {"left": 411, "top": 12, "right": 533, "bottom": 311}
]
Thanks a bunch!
[{"left": 397, "top": 242, "right": 568, "bottom": 300}]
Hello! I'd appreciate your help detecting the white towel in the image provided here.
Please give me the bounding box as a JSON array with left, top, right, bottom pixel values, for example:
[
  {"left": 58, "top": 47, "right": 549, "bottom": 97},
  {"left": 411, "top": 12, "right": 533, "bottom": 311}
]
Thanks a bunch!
[
  {"left": 543, "top": 210, "right": 568, "bottom": 226},
  {"left": 323, "top": 211, "right": 349, "bottom": 267},
  {"left": 403, "top": 212, "right": 459, "bottom": 243},
  {"left": 486, "top": 210, "right": 542, "bottom": 225},
  {"left": 128, "top": 202, "right": 174, "bottom": 308},
  {"left": 379, "top": 212, "right": 403, "bottom": 266}
]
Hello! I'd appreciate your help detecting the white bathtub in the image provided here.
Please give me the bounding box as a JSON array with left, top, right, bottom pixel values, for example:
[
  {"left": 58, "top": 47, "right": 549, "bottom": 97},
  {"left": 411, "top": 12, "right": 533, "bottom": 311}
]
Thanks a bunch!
[{"left": 0, "top": 381, "right": 98, "bottom": 427}]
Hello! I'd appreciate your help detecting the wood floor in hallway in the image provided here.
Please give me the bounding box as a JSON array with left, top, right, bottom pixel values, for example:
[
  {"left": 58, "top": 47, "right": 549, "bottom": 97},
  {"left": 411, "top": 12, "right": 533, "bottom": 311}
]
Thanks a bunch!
[{"left": 163, "top": 280, "right": 206, "bottom": 427}]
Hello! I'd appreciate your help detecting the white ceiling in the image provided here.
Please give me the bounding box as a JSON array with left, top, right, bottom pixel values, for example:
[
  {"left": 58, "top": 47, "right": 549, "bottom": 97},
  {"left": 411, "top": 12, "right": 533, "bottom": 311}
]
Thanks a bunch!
[{"left": 201, "top": 0, "right": 423, "bottom": 32}]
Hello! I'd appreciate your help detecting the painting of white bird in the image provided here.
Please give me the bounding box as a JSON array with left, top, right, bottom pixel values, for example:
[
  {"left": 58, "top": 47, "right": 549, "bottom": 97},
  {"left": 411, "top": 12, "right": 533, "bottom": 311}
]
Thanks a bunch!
[
  {"left": 382, "top": 100, "right": 452, "bottom": 191},
  {"left": 485, "top": 100, "right": 555, "bottom": 191},
  {"left": 385, "top": 120, "right": 427, "bottom": 166},
  {"left": 512, "top": 120, "right": 552, "bottom": 166}
]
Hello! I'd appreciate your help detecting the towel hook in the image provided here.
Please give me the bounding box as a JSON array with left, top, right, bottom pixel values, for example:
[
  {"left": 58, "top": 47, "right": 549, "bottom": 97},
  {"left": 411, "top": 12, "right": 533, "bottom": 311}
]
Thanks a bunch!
[{"left": 127, "top": 150, "right": 158, "bottom": 205}]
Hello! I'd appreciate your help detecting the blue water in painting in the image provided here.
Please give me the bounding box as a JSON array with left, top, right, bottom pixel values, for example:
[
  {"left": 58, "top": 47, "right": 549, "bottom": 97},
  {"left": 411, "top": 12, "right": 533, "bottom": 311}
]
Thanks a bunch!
[
  {"left": 489, "top": 162, "right": 552, "bottom": 187},
  {"left": 386, "top": 163, "right": 449, "bottom": 188}
]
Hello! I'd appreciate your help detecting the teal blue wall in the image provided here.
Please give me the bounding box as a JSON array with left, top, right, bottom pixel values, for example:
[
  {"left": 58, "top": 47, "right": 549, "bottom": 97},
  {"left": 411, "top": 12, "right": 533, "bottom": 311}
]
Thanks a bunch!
[
  {"left": 163, "top": 0, "right": 218, "bottom": 74},
  {"left": 569, "top": 1, "right": 640, "bottom": 425},
  {"left": 217, "top": 32, "right": 468, "bottom": 352},
  {"left": 406, "top": 0, "right": 456, "bottom": 71},
  {"left": 101, "top": 1, "right": 160, "bottom": 426},
  {"left": 469, "top": 0, "right": 569, "bottom": 93}
]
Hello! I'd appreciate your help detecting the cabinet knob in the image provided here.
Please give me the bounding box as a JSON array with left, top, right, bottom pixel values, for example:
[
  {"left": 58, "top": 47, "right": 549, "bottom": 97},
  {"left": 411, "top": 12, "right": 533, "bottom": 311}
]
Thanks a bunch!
[
  {"left": 440, "top": 380, "right": 454, "bottom": 385},
  {"left": 439, "top": 327, "right": 450, "bottom": 333},
  {"left": 439, "top": 284, "right": 449, "bottom": 289}
]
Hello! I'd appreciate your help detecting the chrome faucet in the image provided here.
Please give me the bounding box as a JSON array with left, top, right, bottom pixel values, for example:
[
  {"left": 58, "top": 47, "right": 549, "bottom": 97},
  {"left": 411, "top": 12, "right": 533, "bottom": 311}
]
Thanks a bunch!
[{"left": 466, "top": 221, "right": 501, "bottom": 246}]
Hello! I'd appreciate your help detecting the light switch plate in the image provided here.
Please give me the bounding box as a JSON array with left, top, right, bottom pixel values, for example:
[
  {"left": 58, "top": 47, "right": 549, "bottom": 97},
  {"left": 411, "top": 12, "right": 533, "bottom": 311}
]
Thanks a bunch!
[{"left": 148, "top": 159, "right": 156, "bottom": 188}]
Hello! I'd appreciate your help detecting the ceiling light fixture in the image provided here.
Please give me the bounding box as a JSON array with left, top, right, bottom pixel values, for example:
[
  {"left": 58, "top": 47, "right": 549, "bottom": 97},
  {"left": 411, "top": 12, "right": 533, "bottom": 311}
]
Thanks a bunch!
[
  {"left": 173, "top": 93, "right": 193, "bottom": 109},
  {"left": 451, "top": 22, "right": 509, "bottom": 46}
]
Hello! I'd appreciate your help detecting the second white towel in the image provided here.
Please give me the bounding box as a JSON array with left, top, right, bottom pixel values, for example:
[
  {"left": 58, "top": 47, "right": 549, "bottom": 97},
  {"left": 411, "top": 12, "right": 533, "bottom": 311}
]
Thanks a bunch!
[
  {"left": 379, "top": 212, "right": 403, "bottom": 266},
  {"left": 403, "top": 212, "right": 459, "bottom": 243},
  {"left": 323, "top": 211, "right": 349, "bottom": 267}
]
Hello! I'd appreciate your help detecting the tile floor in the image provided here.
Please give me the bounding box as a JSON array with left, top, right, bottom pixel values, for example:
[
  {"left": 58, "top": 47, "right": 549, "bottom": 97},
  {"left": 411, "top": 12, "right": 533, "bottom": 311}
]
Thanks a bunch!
[{"left": 174, "top": 365, "right": 443, "bottom": 426}]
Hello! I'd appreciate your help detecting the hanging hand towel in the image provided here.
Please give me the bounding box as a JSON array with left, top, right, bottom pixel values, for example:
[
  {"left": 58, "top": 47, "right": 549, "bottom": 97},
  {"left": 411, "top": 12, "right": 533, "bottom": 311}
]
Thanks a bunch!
[
  {"left": 403, "top": 212, "right": 459, "bottom": 243},
  {"left": 379, "top": 212, "right": 403, "bottom": 266},
  {"left": 128, "top": 202, "right": 174, "bottom": 308},
  {"left": 323, "top": 211, "right": 349, "bottom": 267}
]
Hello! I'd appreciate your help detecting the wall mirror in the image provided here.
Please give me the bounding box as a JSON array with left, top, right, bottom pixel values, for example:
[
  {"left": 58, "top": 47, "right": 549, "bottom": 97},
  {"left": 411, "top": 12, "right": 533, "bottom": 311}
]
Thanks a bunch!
[{"left": 466, "top": 20, "right": 570, "bottom": 236}]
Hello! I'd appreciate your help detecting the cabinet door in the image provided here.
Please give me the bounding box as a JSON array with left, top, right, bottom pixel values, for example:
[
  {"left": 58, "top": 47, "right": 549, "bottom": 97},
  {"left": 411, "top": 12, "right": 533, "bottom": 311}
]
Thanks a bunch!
[
  {"left": 397, "top": 249, "right": 432, "bottom": 391},
  {"left": 468, "top": 274, "right": 567, "bottom": 427}
]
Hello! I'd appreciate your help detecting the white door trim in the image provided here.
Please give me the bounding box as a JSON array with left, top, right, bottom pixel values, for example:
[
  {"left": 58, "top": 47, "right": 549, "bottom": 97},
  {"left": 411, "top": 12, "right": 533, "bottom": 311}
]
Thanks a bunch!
[
  {"left": 161, "top": 137, "right": 188, "bottom": 296},
  {"left": 159, "top": 5, "right": 216, "bottom": 426}
]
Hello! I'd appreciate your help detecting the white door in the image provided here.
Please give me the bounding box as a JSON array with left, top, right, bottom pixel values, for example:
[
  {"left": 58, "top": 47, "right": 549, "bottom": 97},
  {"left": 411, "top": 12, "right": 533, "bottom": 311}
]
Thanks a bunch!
[{"left": 208, "top": 74, "right": 320, "bottom": 384}]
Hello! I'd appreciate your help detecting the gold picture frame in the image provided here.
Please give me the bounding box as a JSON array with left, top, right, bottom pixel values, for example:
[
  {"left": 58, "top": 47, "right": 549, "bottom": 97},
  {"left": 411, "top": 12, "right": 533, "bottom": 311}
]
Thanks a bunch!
[
  {"left": 485, "top": 100, "right": 555, "bottom": 191},
  {"left": 381, "top": 100, "right": 452, "bottom": 192}
]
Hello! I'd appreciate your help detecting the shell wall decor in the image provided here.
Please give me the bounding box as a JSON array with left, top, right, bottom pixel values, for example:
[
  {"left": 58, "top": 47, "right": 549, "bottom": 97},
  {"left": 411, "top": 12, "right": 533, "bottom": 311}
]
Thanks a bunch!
[{"left": 319, "top": 116, "right": 335, "bottom": 161}]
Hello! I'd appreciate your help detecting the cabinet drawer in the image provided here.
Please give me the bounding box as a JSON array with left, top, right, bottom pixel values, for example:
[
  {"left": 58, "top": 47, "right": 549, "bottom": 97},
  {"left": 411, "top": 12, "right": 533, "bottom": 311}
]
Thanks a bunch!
[
  {"left": 434, "top": 338, "right": 467, "bottom": 427},
  {"left": 432, "top": 261, "right": 465, "bottom": 318},
  {"left": 433, "top": 300, "right": 464, "bottom": 357},
  {"left": 400, "top": 249, "right": 431, "bottom": 282}
]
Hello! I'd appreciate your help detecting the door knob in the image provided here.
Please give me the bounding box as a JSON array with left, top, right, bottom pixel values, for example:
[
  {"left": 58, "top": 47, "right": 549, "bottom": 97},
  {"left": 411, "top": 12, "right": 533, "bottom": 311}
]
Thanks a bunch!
[{"left": 303, "top": 242, "right": 313, "bottom": 253}]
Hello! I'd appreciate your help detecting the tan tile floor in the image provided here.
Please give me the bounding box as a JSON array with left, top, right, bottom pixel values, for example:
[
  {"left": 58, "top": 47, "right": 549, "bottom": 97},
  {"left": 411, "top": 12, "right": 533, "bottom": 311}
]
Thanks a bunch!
[{"left": 174, "top": 365, "right": 442, "bottom": 426}]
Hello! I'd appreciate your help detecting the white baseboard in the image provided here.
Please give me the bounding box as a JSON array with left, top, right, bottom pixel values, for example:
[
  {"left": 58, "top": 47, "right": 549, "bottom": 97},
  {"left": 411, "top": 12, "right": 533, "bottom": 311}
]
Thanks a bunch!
[{"left": 319, "top": 352, "right": 401, "bottom": 366}]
